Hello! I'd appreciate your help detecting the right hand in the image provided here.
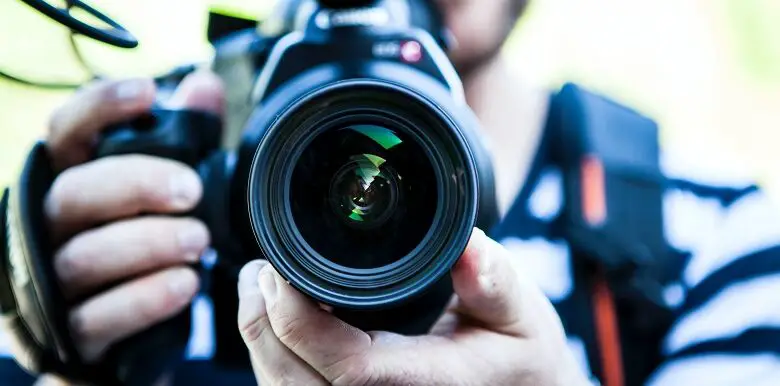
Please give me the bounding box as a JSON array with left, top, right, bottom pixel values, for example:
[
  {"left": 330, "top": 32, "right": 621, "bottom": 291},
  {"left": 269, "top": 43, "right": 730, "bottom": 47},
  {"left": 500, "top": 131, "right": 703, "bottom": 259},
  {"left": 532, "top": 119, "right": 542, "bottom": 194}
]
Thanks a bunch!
[{"left": 41, "top": 71, "right": 224, "bottom": 364}]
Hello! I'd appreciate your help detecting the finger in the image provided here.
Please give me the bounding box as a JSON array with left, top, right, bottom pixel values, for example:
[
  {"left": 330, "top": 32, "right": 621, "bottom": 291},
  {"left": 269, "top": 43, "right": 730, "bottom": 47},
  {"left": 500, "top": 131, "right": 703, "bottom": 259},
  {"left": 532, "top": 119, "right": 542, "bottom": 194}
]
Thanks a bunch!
[
  {"left": 451, "top": 228, "right": 562, "bottom": 338},
  {"left": 55, "top": 217, "right": 209, "bottom": 300},
  {"left": 47, "top": 70, "right": 224, "bottom": 173},
  {"left": 165, "top": 70, "right": 225, "bottom": 114},
  {"left": 260, "top": 267, "right": 375, "bottom": 384},
  {"left": 45, "top": 155, "right": 202, "bottom": 240},
  {"left": 69, "top": 266, "right": 199, "bottom": 362},
  {"left": 48, "top": 78, "right": 156, "bottom": 171},
  {"left": 238, "top": 261, "right": 327, "bottom": 386},
  {"left": 33, "top": 374, "right": 74, "bottom": 386}
]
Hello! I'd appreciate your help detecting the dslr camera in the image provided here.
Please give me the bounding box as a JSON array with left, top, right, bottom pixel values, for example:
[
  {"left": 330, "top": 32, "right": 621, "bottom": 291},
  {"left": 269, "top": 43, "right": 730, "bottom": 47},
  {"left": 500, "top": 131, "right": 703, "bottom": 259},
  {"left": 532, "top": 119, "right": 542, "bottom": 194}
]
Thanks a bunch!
[{"left": 1, "top": 0, "right": 498, "bottom": 384}]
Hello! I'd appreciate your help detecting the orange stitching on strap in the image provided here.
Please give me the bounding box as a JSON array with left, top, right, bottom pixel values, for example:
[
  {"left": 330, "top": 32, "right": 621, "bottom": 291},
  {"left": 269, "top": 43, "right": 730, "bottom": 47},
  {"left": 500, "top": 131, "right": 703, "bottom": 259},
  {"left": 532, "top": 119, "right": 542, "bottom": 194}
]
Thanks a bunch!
[{"left": 592, "top": 276, "right": 624, "bottom": 386}]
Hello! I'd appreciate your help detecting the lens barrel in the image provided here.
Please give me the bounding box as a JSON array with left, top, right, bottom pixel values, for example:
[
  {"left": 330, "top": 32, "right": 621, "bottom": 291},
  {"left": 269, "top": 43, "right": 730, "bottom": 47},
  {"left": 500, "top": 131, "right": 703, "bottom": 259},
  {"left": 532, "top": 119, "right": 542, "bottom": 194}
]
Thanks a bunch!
[{"left": 248, "top": 79, "right": 480, "bottom": 309}]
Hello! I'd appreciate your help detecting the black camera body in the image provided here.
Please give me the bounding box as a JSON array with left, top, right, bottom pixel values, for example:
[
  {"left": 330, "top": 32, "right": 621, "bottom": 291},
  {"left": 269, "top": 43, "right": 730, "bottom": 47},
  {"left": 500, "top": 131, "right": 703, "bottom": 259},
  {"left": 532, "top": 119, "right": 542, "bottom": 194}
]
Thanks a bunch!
[
  {"left": 105, "top": 0, "right": 496, "bottom": 329},
  {"left": 2, "top": 0, "right": 498, "bottom": 383},
  {"left": 228, "top": 0, "right": 501, "bottom": 310}
]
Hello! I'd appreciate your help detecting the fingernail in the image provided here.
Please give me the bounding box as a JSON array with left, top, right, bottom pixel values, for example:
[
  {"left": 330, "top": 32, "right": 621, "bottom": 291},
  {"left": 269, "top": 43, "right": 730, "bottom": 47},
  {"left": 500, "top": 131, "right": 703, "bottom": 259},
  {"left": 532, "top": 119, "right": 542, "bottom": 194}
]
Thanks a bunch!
[
  {"left": 169, "top": 171, "right": 202, "bottom": 209},
  {"left": 178, "top": 223, "right": 208, "bottom": 261},
  {"left": 114, "top": 78, "right": 152, "bottom": 101},
  {"left": 472, "top": 229, "right": 494, "bottom": 290},
  {"left": 258, "top": 267, "right": 278, "bottom": 306},
  {"left": 466, "top": 228, "right": 488, "bottom": 259},
  {"left": 168, "top": 270, "right": 197, "bottom": 300}
]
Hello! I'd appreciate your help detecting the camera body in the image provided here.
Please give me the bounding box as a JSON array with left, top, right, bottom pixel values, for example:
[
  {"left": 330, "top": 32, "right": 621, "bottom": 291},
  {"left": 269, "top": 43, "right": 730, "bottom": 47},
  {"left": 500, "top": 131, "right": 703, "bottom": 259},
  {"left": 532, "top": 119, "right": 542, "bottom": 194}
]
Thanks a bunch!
[{"left": 97, "top": 0, "right": 498, "bottom": 377}]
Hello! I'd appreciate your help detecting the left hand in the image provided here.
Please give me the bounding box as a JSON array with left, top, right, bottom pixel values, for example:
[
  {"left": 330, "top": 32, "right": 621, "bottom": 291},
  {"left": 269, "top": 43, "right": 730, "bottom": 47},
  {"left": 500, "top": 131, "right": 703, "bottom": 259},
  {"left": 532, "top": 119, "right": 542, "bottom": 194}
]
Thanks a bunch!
[{"left": 236, "top": 228, "right": 590, "bottom": 386}]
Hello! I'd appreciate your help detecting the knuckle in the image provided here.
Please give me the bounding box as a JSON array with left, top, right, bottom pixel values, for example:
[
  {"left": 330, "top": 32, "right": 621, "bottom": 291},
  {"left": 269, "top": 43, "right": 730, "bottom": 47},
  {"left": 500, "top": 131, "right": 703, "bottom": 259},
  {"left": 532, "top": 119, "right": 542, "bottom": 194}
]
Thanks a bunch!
[
  {"left": 47, "top": 106, "right": 67, "bottom": 137},
  {"left": 271, "top": 309, "right": 307, "bottom": 351},
  {"left": 68, "top": 309, "right": 109, "bottom": 361},
  {"left": 81, "top": 80, "right": 122, "bottom": 114},
  {"left": 67, "top": 308, "right": 91, "bottom": 344},
  {"left": 158, "top": 295, "right": 185, "bottom": 318},
  {"left": 239, "top": 313, "right": 271, "bottom": 344},
  {"left": 118, "top": 155, "right": 195, "bottom": 209},
  {"left": 44, "top": 184, "right": 65, "bottom": 222},
  {"left": 139, "top": 290, "right": 179, "bottom": 324},
  {"left": 46, "top": 168, "right": 78, "bottom": 213},
  {"left": 159, "top": 290, "right": 185, "bottom": 315},
  {"left": 126, "top": 158, "right": 173, "bottom": 207},
  {"left": 139, "top": 271, "right": 195, "bottom": 323},
  {"left": 54, "top": 240, "right": 89, "bottom": 283},
  {"left": 80, "top": 78, "right": 114, "bottom": 98},
  {"left": 137, "top": 296, "right": 168, "bottom": 324},
  {"left": 48, "top": 80, "right": 109, "bottom": 133},
  {"left": 91, "top": 79, "right": 120, "bottom": 102}
]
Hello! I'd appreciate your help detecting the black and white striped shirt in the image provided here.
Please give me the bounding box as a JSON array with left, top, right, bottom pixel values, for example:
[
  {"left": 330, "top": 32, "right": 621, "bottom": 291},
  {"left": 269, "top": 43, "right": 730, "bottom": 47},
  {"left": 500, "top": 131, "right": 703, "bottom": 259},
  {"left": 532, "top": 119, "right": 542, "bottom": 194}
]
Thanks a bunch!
[{"left": 490, "top": 136, "right": 780, "bottom": 384}]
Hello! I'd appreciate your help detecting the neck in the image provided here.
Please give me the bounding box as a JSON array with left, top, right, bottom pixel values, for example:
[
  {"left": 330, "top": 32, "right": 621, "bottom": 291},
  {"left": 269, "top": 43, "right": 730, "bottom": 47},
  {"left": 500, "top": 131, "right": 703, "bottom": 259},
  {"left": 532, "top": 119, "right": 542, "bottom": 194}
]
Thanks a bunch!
[
  {"left": 461, "top": 55, "right": 504, "bottom": 113},
  {"left": 460, "top": 54, "right": 550, "bottom": 218}
]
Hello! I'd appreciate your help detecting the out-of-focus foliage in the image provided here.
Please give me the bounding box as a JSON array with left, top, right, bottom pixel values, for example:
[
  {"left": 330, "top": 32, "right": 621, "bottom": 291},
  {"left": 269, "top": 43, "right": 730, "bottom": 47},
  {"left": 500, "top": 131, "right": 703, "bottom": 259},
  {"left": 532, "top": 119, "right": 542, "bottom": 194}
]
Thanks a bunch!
[
  {"left": 506, "top": 0, "right": 780, "bottom": 192},
  {"left": 1, "top": 0, "right": 779, "bottom": 196}
]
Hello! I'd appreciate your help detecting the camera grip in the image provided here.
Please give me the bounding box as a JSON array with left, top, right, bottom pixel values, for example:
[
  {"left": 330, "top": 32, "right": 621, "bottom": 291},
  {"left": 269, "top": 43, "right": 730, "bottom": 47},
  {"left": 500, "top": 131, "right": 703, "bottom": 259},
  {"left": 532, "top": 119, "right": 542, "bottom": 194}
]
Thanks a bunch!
[
  {"left": 94, "top": 109, "right": 222, "bottom": 385},
  {"left": 96, "top": 109, "right": 222, "bottom": 164}
]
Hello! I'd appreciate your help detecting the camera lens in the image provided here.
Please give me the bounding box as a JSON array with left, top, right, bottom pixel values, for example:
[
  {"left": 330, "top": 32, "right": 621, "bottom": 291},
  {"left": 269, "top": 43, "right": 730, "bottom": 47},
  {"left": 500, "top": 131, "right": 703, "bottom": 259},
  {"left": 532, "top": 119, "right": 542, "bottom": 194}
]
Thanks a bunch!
[
  {"left": 248, "top": 79, "right": 485, "bottom": 310},
  {"left": 290, "top": 124, "right": 437, "bottom": 270}
]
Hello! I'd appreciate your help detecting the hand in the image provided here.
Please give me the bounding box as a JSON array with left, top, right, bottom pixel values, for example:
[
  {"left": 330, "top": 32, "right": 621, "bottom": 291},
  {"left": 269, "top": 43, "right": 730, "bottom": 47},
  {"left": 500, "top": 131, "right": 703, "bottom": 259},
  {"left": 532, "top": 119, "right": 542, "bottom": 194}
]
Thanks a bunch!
[
  {"left": 41, "top": 71, "right": 223, "bottom": 362},
  {"left": 237, "top": 229, "right": 590, "bottom": 386}
]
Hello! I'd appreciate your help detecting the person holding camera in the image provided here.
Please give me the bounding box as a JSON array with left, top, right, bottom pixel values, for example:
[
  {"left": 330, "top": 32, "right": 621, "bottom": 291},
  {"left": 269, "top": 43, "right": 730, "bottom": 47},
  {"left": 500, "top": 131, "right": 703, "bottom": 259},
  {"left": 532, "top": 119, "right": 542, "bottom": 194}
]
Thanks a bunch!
[{"left": 3, "top": 0, "right": 780, "bottom": 385}]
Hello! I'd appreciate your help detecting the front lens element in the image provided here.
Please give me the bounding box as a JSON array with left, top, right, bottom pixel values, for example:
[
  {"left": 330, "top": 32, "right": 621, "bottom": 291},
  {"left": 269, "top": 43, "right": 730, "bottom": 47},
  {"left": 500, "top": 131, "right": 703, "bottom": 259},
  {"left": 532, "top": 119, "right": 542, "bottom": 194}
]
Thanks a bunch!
[
  {"left": 290, "top": 123, "right": 437, "bottom": 270},
  {"left": 329, "top": 153, "right": 399, "bottom": 227}
]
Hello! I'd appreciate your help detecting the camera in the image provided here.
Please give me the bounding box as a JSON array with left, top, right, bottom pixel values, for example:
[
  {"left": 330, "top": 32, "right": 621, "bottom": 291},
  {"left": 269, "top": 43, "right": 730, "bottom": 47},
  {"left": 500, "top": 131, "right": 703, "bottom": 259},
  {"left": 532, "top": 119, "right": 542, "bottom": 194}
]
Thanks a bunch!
[
  {"left": 99, "top": 0, "right": 497, "bottom": 336},
  {"left": 2, "top": 0, "right": 498, "bottom": 381}
]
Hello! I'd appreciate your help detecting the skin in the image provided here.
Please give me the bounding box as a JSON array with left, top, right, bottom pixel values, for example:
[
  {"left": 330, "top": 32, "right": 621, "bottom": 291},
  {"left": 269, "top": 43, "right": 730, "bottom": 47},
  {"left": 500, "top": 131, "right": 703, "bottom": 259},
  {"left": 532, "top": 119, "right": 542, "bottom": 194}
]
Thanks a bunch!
[
  {"left": 239, "top": 229, "right": 588, "bottom": 385},
  {"left": 31, "top": 0, "right": 584, "bottom": 384}
]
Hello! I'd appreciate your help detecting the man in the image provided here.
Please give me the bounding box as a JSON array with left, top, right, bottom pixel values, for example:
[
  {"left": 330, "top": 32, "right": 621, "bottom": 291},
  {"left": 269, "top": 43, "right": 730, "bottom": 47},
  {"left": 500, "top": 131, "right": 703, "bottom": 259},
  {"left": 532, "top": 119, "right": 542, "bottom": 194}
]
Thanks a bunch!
[{"left": 5, "top": 0, "right": 780, "bottom": 385}]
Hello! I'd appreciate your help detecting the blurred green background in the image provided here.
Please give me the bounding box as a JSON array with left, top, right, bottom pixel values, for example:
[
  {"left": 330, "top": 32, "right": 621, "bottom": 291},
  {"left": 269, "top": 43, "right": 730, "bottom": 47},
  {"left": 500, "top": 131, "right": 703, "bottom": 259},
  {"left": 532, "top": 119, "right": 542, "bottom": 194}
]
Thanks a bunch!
[{"left": 1, "top": 0, "right": 779, "bottom": 195}]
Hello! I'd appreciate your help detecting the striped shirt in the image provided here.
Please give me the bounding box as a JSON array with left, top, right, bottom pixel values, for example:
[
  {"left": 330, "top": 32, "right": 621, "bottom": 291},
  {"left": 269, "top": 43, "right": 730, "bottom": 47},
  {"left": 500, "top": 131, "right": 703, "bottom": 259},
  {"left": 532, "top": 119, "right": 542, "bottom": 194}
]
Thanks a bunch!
[
  {"left": 490, "top": 140, "right": 780, "bottom": 385},
  {"left": 1, "top": 106, "right": 779, "bottom": 385}
]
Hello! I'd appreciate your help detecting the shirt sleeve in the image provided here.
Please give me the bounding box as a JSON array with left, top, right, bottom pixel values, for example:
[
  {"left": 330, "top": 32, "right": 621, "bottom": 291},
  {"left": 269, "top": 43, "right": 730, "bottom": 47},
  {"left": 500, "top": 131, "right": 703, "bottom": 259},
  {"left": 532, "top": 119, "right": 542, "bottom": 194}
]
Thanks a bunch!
[{"left": 648, "top": 187, "right": 780, "bottom": 385}]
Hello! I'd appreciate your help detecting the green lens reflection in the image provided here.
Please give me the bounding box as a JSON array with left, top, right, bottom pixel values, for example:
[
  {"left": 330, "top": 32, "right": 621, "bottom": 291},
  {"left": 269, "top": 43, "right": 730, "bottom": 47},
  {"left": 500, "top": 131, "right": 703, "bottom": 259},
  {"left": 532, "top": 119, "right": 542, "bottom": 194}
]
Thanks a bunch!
[
  {"left": 350, "top": 154, "right": 382, "bottom": 223},
  {"left": 349, "top": 209, "right": 365, "bottom": 222},
  {"left": 353, "top": 154, "right": 385, "bottom": 189},
  {"left": 331, "top": 153, "right": 396, "bottom": 225},
  {"left": 349, "top": 125, "right": 403, "bottom": 150}
]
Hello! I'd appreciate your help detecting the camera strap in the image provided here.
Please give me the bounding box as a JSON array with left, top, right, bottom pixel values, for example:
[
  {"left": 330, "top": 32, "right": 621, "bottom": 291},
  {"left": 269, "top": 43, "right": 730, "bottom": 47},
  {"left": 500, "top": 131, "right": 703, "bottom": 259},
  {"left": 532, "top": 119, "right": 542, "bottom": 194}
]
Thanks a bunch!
[
  {"left": 1, "top": 142, "right": 195, "bottom": 386},
  {"left": 0, "top": 143, "right": 112, "bottom": 383},
  {"left": 548, "top": 84, "right": 684, "bottom": 386}
]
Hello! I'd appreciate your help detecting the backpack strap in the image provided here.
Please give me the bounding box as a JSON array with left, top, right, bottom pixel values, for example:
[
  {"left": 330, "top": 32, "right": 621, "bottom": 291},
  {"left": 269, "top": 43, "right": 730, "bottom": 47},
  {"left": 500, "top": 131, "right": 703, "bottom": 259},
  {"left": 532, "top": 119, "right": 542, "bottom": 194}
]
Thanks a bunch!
[{"left": 548, "top": 84, "right": 682, "bottom": 385}]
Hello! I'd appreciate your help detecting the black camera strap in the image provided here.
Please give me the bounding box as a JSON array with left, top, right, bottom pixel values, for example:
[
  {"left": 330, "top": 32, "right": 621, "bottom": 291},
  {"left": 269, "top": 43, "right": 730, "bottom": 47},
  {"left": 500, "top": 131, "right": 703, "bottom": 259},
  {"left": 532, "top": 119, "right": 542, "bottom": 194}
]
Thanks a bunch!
[
  {"left": 0, "top": 143, "right": 118, "bottom": 384},
  {"left": 0, "top": 140, "right": 203, "bottom": 386},
  {"left": 548, "top": 84, "right": 684, "bottom": 386}
]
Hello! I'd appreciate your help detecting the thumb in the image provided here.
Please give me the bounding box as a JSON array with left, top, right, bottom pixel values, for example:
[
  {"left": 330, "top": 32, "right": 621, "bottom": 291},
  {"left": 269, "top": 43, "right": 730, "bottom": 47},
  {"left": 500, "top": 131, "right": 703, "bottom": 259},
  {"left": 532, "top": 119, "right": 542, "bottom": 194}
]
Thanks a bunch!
[
  {"left": 451, "top": 228, "right": 562, "bottom": 338},
  {"left": 165, "top": 70, "right": 225, "bottom": 115}
]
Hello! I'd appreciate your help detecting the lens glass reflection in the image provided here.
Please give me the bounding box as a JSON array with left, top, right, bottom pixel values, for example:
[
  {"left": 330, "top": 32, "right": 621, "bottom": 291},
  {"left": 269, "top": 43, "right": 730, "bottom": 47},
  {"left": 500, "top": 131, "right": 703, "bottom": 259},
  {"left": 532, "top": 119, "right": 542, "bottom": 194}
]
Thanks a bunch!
[{"left": 290, "top": 124, "right": 437, "bottom": 270}]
